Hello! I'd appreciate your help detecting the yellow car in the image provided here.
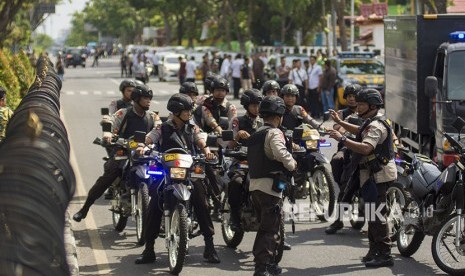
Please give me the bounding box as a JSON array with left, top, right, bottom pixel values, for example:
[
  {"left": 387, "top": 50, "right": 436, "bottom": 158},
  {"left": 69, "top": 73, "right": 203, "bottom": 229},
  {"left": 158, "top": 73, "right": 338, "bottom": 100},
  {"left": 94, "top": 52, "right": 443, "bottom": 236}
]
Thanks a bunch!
[{"left": 329, "top": 52, "right": 385, "bottom": 109}]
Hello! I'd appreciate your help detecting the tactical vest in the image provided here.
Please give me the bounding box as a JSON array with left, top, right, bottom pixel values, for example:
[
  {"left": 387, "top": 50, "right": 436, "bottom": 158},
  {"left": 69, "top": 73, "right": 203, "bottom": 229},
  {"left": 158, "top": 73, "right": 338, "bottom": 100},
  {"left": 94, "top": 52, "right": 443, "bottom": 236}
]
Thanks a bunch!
[
  {"left": 356, "top": 116, "right": 395, "bottom": 165},
  {"left": 197, "top": 97, "right": 231, "bottom": 133},
  {"left": 247, "top": 125, "right": 286, "bottom": 179},
  {"left": 282, "top": 107, "right": 302, "bottom": 130},
  {"left": 237, "top": 115, "right": 257, "bottom": 145},
  {"left": 159, "top": 121, "right": 195, "bottom": 153},
  {"left": 341, "top": 107, "right": 355, "bottom": 121},
  {"left": 119, "top": 107, "right": 154, "bottom": 139},
  {"left": 116, "top": 99, "right": 132, "bottom": 111}
]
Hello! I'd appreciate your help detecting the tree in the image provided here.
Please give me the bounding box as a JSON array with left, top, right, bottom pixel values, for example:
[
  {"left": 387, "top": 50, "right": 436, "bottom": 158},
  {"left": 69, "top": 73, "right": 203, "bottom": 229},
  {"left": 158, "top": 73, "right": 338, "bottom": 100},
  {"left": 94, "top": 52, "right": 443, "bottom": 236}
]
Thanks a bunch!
[
  {"left": 66, "top": 12, "right": 97, "bottom": 46},
  {"left": 34, "top": 33, "right": 54, "bottom": 50}
]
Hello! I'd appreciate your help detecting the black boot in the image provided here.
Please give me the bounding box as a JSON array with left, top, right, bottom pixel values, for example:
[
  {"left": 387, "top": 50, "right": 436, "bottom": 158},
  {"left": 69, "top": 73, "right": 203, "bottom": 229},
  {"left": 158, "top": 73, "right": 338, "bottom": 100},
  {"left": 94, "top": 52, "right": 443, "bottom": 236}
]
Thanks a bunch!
[
  {"left": 361, "top": 247, "right": 377, "bottom": 263},
  {"left": 254, "top": 265, "right": 272, "bottom": 276},
  {"left": 267, "top": 263, "right": 282, "bottom": 275},
  {"left": 325, "top": 220, "right": 343, "bottom": 234},
  {"left": 104, "top": 187, "right": 113, "bottom": 200},
  {"left": 135, "top": 248, "right": 156, "bottom": 264},
  {"left": 283, "top": 241, "right": 292, "bottom": 250},
  {"left": 365, "top": 253, "right": 393, "bottom": 268},
  {"left": 73, "top": 207, "right": 89, "bottom": 222},
  {"left": 203, "top": 237, "right": 220, "bottom": 263},
  {"left": 229, "top": 210, "right": 241, "bottom": 232}
]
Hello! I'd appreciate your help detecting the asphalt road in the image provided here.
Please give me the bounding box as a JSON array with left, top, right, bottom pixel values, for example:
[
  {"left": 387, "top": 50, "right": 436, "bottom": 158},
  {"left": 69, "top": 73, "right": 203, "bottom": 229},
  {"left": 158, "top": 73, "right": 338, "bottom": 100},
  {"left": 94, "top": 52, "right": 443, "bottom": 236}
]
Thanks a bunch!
[{"left": 62, "top": 56, "right": 444, "bottom": 276}]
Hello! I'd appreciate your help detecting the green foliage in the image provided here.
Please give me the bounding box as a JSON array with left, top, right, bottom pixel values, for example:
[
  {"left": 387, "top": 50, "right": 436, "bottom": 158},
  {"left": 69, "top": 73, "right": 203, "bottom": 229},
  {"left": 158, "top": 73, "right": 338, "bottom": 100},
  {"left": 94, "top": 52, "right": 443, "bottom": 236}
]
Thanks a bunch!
[
  {"left": 0, "top": 50, "right": 21, "bottom": 109},
  {"left": 34, "top": 33, "right": 54, "bottom": 51},
  {"left": 66, "top": 12, "right": 98, "bottom": 46}
]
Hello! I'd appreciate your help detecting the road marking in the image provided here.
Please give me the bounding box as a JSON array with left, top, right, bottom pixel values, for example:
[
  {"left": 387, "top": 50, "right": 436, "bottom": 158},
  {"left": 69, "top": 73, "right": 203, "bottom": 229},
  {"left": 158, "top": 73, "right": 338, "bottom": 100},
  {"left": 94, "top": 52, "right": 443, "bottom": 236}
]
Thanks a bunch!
[
  {"left": 60, "top": 111, "right": 111, "bottom": 275},
  {"left": 109, "top": 78, "right": 120, "bottom": 86},
  {"left": 158, "top": 89, "right": 170, "bottom": 96},
  {"left": 64, "top": 91, "right": 75, "bottom": 95},
  {"left": 106, "top": 91, "right": 115, "bottom": 95},
  {"left": 80, "top": 91, "right": 89, "bottom": 95},
  {"left": 94, "top": 90, "right": 102, "bottom": 95}
]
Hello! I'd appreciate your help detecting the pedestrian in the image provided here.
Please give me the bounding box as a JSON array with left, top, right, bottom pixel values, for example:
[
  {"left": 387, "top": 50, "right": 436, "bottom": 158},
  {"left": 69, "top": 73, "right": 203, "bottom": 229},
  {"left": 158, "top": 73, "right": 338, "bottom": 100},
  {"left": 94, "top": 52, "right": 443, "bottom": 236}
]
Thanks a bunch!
[
  {"left": 134, "top": 55, "right": 147, "bottom": 84},
  {"left": 329, "top": 89, "right": 396, "bottom": 268},
  {"left": 231, "top": 54, "right": 243, "bottom": 99},
  {"left": 252, "top": 53, "right": 265, "bottom": 89},
  {"left": 307, "top": 55, "right": 323, "bottom": 119},
  {"left": 0, "top": 87, "right": 14, "bottom": 142},
  {"left": 276, "top": 56, "right": 291, "bottom": 89},
  {"left": 220, "top": 54, "right": 231, "bottom": 79},
  {"left": 210, "top": 52, "right": 220, "bottom": 73},
  {"left": 321, "top": 60, "right": 337, "bottom": 113},
  {"left": 240, "top": 56, "right": 254, "bottom": 92},
  {"left": 247, "top": 95, "right": 297, "bottom": 276},
  {"left": 127, "top": 52, "right": 133, "bottom": 77},
  {"left": 199, "top": 55, "right": 211, "bottom": 94},
  {"left": 178, "top": 56, "right": 187, "bottom": 85},
  {"left": 91, "top": 47, "right": 100, "bottom": 67},
  {"left": 151, "top": 50, "right": 159, "bottom": 76},
  {"left": 120, "top": 53, "right": 128, "bottom": 78},
  {"left": 288, "top": 59, "right": 308, "bottom": 110},
  {"left": 186, "top": 56, "right": 197, "bottom": 83},
  {"left": 55, "top": 54, "right": 65, "bottom": 82}
]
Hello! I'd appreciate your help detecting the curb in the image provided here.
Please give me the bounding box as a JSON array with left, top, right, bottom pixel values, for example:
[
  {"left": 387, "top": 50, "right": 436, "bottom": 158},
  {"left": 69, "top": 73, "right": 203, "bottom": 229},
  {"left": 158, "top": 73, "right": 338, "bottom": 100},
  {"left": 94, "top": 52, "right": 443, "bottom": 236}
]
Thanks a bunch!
[{"left": 65, "top": 211, "right": 79, "bottom": 276}]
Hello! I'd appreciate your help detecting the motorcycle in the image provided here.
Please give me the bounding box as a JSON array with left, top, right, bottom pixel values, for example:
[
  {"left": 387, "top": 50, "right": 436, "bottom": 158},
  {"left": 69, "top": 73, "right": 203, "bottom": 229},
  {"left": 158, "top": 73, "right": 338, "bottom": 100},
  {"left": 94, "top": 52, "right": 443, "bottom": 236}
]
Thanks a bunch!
[
  {"left": 289, "top": 124, "right": 336, "bottom": 222},
  {"left": 93, "top": 124, "right": 149, "bottom": 245},
  {"left": 220, "top": 145, "right": 285, "bottom": 264},
  {"left": 431, "top": 117, "right": 465, "bottom": 276}
]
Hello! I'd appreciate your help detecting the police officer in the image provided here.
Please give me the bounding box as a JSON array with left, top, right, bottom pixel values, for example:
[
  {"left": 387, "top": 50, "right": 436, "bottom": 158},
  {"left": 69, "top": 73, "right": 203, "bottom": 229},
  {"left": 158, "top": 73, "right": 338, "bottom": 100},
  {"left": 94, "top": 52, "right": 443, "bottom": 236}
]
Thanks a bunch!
[
  {"left": 261, "top": 80, "right": 281, "bottom": 97},
  {"left": 329, "top": 89, "right": 396, "bottom": 268},
  {"left": 326, "top": 84, "right": 363, "bottom": 234},
  {"left": 73, "top": 84, "right": 159, "bottom": 222},
  {"left": 248, "top": 96, "right": 297, "bottom": 276},
  {"left": 280, "top": 84, "right": 319, "bottom": 130},
  {"left": 109, "top": 79, "right": 137, "bottom": 114},
  {"left": 228, "top": 89, "right": 263, "bottom": 230},
  {"left": 179, "top": 81, "right": 200, "bottom": 106},
  {"left": 135, "top": 93, "right": 221, "bottom": 264}
]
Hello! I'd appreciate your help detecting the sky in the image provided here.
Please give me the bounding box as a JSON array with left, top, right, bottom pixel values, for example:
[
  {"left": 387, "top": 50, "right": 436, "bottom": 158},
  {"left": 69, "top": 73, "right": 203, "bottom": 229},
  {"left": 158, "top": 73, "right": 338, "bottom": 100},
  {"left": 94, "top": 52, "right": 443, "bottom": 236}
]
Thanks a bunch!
[{"left": 38, "top": 0, "right": 89, "bottom": 41}]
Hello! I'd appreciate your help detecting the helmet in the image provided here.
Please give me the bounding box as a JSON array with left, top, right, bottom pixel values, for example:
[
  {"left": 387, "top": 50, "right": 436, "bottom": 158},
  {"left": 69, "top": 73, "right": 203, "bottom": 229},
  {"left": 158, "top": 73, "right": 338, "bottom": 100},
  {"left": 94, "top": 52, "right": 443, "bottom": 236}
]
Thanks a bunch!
[
  {"left": 167, "top": 93, "right": 194, "bottom": 114},
  {"left": 240, "top": 89, "right": 263, "bottom": 108},
  {"left": 261, "top": 80, "right": 280, "bottom": 95},
  {"left": 131, "top": 84, "right": 153, "bottom": 101},
  {"left": 211, "top": 77, "right": 230, "bottom": 92},
  {"left": 259, "top": 96, "right": 286, "bottom": 117},
  {"left": 356, "top": 89, "right": 383, "bottom": 107},
  {"left": 204, "top": 72, "right": 220, "bottom": 93},
  {"left": 280, "top": 84, "right": 299, "bottom": 97},
  {"left": 179, "top": 82, "right": 199, "bottom": 95},
  {"left": 119, "top": 79, "right": 136, "bottom": 93},
  {"left": 343, "top": 84, "right": 362, "bottom": 99},
  {"left": 134, "top": 79, "right": 145, "bottom": 86}
]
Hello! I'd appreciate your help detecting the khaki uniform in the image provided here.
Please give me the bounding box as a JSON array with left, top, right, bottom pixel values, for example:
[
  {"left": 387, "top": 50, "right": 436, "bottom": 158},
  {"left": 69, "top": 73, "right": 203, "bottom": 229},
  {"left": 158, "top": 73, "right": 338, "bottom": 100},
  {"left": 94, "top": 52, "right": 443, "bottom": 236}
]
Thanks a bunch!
[
  {"left": 290, "top": 105, "right": 320, "bottom": 129},
  {"left": 200, "top": 99, "right": 237, "bottom": 131},
  {"left": 108, "top": 99, "right": 131, "bottom": 115},
  {"left": 249, "top": 127, "right": 297, "bottom": 198},
  {"left": 229, "top": 115, "right": 263, "bottom": 142},
  {"left": 110, "top": 108, "right": 161, "bottom": 135},
  {"left": 146, "top": 119, "right": 205, "bottom": 145},
  {"left": 0, "top": 106, "right": 13, "bottom": 140}
]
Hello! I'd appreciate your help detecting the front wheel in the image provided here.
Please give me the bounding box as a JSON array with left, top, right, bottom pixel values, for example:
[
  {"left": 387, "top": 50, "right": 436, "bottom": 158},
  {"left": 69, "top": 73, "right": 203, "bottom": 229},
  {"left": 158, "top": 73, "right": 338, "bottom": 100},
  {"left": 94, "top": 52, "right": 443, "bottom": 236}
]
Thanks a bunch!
[
  {"left": 112, "top": 212, "right": 128, "bottom": 232},
  {"left": 432, "top": 214, "right": 465, "bottom": 276},
  {"left": 168, "top": 204, "right": 188, "bottom": 275},
  {"left": 396, "top": 198, "right": 425, "bottom": 257},
  {"left": 135, "top": 183, "right": 150, "bottom": 246},
  {"left": 221, "top": 196, "right": 244, "bottom": 248},
  {"left": 309, "top": 166, "right": 336, "bottom": 222},
  {"left": 386, "top": 182, "right": 408, "bottom": 241},
  {"left": 275, "top": 215, "right": 285, "bottom": 264}
]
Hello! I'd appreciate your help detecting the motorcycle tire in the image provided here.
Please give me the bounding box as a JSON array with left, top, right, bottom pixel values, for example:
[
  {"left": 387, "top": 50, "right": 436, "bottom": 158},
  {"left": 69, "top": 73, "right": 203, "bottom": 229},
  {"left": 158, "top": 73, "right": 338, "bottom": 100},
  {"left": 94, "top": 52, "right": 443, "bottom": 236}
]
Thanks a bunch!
[
  {"left": 168, "top": 204, "right": 188, "bottom": 275},
  {"left": 349, "top": 193, "right": 366, "bottom": 230},
  {"left": 432, "top": 214, "right": 465, "bottom": 276},
  {"left": 135, "top": 183, "right": 150, "bottom": 246},
  {"left": 309, "top": 165, "right": 336, "bottom": 222},
  {"left": 275, "top": 215, "right": 285, "bottom": 264},
  {"left": 386, "top": 182, "right": 408, "bottom": 242},
  {"left": 396, "top": 194, "right": 425, "bottom": 257},
  {"left": 221, "top": 197, "right": 245, "bottom": 248},
  {"left": 112, "top": 212, "right": 128, "bottom": 232}
]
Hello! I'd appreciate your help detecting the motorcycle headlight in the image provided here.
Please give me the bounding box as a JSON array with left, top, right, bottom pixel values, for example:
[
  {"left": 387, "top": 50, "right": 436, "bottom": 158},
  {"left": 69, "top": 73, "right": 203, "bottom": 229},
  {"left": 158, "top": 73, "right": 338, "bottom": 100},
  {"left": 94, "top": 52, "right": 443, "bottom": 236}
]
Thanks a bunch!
[
  {"left": 170, "top": 168, "right": 187, "bottom": 180},
  {"left": 305, "top": 140, "right": 318, "bottom": 149}
]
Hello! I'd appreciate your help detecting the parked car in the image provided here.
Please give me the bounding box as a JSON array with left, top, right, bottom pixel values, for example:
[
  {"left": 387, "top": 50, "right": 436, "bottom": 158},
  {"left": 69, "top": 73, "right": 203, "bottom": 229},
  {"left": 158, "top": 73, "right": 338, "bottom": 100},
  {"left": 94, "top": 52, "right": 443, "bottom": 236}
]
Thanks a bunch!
[
  {"left": 158, "top": 53, "right": 181, "bottom": 82},
  {"left": 64, "top": 47, "right": 86, "bottom": 68}
]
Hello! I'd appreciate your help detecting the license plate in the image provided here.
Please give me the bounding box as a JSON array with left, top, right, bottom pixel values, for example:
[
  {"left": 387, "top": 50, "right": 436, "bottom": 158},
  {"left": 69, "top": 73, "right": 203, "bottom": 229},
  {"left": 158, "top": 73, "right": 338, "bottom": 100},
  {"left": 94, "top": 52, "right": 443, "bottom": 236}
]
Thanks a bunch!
[
  {"left": 114, "top": 156, "right": 128, "bottom": 160},
  {"left": 164, "top": 154, "right": 178, "bottom": 162},
  {"left": 238, "top": 164, "right": 249, "bottom": 169},
  {"left": 191, "top": 173, "right": 205, "bottom": 178}
]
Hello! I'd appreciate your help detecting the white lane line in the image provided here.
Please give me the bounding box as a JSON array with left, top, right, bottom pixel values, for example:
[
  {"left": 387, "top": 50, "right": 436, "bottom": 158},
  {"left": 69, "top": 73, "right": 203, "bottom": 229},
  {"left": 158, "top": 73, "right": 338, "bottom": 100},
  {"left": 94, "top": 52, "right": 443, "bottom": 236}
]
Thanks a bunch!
[
  {"left": 109, "top": 78, "right": 120, "bottom": 85},
  {"left": 64, "top": 91, "right": 75, "bottom": 95},
  {"left": 80, "top": 91, "right": 89, "bottom": 95},
  {"left": 158, "top": 90, "right": 170, "bottom": 95},
  {"left": 60, "top": 111, "right": 111, "bottom": 274},
  {"left": 94, "top": 91, "right": 102, "bottom": 95},
  {"left": 106, "top": 91, "right": 115, "bottom": 95}
]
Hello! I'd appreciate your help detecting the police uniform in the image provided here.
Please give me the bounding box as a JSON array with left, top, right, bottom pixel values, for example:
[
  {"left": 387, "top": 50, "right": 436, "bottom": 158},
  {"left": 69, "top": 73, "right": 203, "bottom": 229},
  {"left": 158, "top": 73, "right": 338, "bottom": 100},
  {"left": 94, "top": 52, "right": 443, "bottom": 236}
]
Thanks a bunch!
[
  {"left": 282, "top": 105, "right": 319, "bottom": 130},
  {"left": 195, "top": 96, "right": 237, "bottom": 133},
  {"left": 227, "top": 114, "right": 263, "bottom": 227},
  {"left": 248, "top": 124, "right": 296, "bottom": 271},
  {"left": 358, "top": 113, "right": 396, "bottom": 261},
  {"left": 0, "top": 106, "right": 13, "bottom": 141},
  {"left": 109, "top": 98, "right": 132, "bottom": 115},
  {"left": 141, "top": 119, "right": 218, "bottom": 262},
  {"left": 74, "top": 106, "right": 160, "bottom": 221}
]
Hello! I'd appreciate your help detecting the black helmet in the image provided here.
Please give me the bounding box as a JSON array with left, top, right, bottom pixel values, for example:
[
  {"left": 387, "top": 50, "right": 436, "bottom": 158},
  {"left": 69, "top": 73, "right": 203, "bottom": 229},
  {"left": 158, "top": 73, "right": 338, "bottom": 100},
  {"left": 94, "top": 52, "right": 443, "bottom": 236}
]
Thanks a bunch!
[
  {"left": 280, "top": 84, "right": 299, "bottom": 97},
  {"left": 167, "top": 93, "right": 194, "bottom": 114},
  {"left": 211, "top": 77, "right": 230, "bottom": 92},
  {"left": 205, "top": 72, "right": 220, "bottom": 93},
  {"left": 261, "top": 80, "right": 280, "bottom": 95},
  {"left": 131, "top": 84, "right": 153, "bottom": 101},
  {"left": 119, "top": 79, "right": 136, "bottom": 92},
  {"left": 259, "top": 96, "right": 286, "bottom": 117},
  {"left": 343, "top": 84, "right": 362, "bottom": 99},
  {"left": 240, "top": 89, "right": 263, "bottom": 108},
  {"left": 356, "top": 89, "right": 383, "bottom": 107},
  {"left": 179, "top": 82, "right": 199, "bottom": 95},
  {"left": 134, "top": 79, "right": 145, "bottom": 86}
]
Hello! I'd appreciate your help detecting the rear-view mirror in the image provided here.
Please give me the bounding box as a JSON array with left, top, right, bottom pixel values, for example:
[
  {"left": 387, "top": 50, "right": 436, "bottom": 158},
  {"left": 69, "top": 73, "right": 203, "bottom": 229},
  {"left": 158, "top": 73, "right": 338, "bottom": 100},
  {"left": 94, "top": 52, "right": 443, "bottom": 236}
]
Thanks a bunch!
[
  {"left": 102, "top": 122, "right": 112, "bottom": 132},
  {"left": 293, "top": 128, "right": 303, "bottom": 140},
  {"left": 452, "top": 117, "right": 465, "bottom": 133},
  {"left": 218, "top": 117, "right": 229, "bottom": 130},
  {"left": 221, "top": 130, "right": 234, "bottom": 141},
  {"left": 425, "top": 76, "right": 438, "bottom": 98},
  {"left": 134, "top": 131, "right": 146, "bottom": 143},
  {"left": 101, "top": 107, "right": 109, "bottom": 116},
  {"left": 206, "top": 135, "right": 217, "bottom": 147}
]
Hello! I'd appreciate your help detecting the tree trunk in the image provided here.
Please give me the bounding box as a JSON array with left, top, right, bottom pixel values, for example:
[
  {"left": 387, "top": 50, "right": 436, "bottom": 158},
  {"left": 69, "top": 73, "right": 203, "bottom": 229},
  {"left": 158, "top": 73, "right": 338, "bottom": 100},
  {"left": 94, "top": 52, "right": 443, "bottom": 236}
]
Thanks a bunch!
[
  {"left": 338, "top": 0, "right": 348, "bottom": 51},
  {"left": 0, "top": 0, "right": 26, "bottom": 48},
  {"left": 176, "top": 15, "right": 184, "bottom": 46},
  {"left": 162, "top": 11, "right": 172, "bottom": 45}
]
